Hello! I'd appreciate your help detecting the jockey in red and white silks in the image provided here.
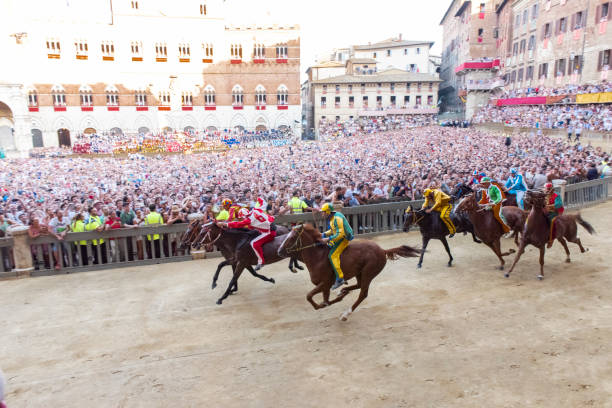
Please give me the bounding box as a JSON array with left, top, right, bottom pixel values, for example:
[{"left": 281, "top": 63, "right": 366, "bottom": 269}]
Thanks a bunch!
[{"left": 226, "top": 198, "right": 276, "bottom": 270}]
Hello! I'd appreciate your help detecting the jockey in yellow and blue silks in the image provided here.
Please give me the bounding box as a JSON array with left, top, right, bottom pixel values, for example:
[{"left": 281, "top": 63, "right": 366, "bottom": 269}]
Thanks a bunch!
[{"left": 321, "top": 202, "right": 354, "bottom": 290}]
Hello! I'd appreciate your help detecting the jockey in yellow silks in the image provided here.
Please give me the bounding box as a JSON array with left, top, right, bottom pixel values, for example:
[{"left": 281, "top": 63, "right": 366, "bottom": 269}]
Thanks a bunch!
[
  {"left": 422, "top": 188, "right": 456, "bottom": 237},
  {"left": 321, "top": 203, "right": 354, "bottom": 290}
]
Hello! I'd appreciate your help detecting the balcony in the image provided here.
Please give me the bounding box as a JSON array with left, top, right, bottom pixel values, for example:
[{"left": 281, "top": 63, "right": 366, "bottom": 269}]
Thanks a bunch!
[
  {"left": 455, "top": 58, "right": 501, "bottom": 74},
  {"left": 465, "top": 78, "right": 505, "bottom": 91},
  {"left": 204, "top": 104, "right": 216, "bottom": 111},
  {"left": 255, "top": 104, "right": 266, "bottom": 110}
]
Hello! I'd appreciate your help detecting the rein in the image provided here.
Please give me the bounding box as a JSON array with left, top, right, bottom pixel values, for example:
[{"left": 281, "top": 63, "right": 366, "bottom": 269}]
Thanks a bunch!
[
  {"left": 284, "top": 226, "right": 321, "bottom": 254},
  {"left": 200, "top": 225, "right": 223, "bottom": 247}
]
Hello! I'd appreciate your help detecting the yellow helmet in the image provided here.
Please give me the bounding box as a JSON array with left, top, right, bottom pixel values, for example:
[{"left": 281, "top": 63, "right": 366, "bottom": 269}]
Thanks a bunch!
[
  {"left": 423, "top": 188, "right": 433, "bottom": 196},
  {"left": 321, "top": 202, "right": 334, "bottom": 214}
]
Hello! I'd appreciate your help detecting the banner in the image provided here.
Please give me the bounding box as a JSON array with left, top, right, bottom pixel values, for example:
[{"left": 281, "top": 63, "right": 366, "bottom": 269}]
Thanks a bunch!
[
  {"left": 496, "top": 96, "right": 547, "bottom": 106},
  {"left": 575, "top": 92, "right": 612, "bottom": 104}
]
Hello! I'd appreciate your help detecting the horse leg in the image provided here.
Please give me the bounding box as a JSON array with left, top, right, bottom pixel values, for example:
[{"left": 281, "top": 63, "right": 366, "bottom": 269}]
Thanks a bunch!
[
  {"left": 306, "top": 281, "right": 328, "bottom": 310},
  {"left": 505, "top": 240, "right": 527, "bottom": 278},
  {"left": 567, "top": 235, "right": 587, "bottom": 253},
  {"left": 470, "top": 229, "right": 482, "bottom": 244},
  {"left": 417, "top": 236, "right": 430, "bottom": 268},
  {"left": 440, "top": 236, "right": 453, "bottom": 267},
  {"left": 537, "top": 245, "right": 545, "bottom": 280},
  {"left": 340, "top": 279, "right": 371, "bottom": 321},
  {"left": 245, "top": 264, "right": 275, "bottom": 285},
  {"left": 217, "top": 264, "right": 246, "bottom": 305},
  {"left": 329, "top": 275, "right": 362, "bottom": 305},
  {"left": 212, "top": 260, "right": 230, "bottom": 289},
  {"left": 293, "top": 258, "right": 304, "bottom": 270},
  {"left": 557, "top": 237, "right": 571, "bottom": 263}
]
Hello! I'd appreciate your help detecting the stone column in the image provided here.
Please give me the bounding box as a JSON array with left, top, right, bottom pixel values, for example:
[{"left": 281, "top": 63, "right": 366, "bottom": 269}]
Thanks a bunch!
[{"left": 8, "top": 225, "right": 33, "bottom": 277}]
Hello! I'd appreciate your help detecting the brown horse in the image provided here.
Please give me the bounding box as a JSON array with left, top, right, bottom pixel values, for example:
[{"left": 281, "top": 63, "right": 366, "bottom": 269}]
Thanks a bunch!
[
  {"left": 455, "top": 193, "right": 526, "bottom": 269},
  {"left": 505, "top": 190, "right": 595, "bottom": 280},
  {"left": 277, "top": 224, "right": 419, "bottom": 321}
]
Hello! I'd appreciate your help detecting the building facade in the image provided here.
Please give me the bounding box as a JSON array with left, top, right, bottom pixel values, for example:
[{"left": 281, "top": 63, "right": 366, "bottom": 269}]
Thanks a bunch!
[
  {"left": 309, "top": 60, "right": 440, "bottom": 132},
  {"left": 0, "top": 0, "right": 300, "bottom": 156}
]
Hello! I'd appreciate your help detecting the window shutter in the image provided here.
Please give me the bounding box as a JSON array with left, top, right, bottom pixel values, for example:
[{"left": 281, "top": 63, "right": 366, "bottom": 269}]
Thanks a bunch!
[
  {"left": 598, "top": 51, "right": 603, "bottom": 71},
  {"left": 541, "top": 25, "right": 546, "bottom": 40},
  {"left": 571, "top": 13, "right": 576, "bottom": 30},
  {"left": 595, "top": 5, "right": 601, "bottom": 24},
  {"left": 582, "top": 9, "right": 588, "bottom": 27}
]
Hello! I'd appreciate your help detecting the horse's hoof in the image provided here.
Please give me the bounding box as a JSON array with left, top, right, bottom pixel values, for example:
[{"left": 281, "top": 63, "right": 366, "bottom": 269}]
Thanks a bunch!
[
  {"left": 537, "top": 275, "right": 543, "bottom": 281},
  {"left": 211, "top": 283, "right": 217, "bottom": 290},
  {"left": 269, "top": 278, "right": 276, "bottom": 284},
  {"left": 289, "top": 267, "right": 296, "bottom": 273},
  {"left": 295, "top": 265, "right": 304, "bottom": 270},
  {"left": 216, "top": 299, "right": 223, "bottom": 305},
  {"left": 565, "top": 258, "right": 571, "bottom": 263},
  {"left": 508, "top": 249, "right": 516, "bottom": 254},
  {"left": 447, "top": 262, "right": 452, "bottom": 267},
  {"left": 499, "top": 265, "right": 505, "bottom": 271},
  {"left": 417, "top": 264, "right": 422, "bottom": 269},
  {"left": 504, "top": 273, "right": 510, "bottom": 278}
]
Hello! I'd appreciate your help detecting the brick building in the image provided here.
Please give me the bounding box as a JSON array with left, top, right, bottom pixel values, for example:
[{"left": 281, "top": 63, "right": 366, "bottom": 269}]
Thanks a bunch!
[{"left": 0, "top": 0, "right": 300, "bottom": 155}]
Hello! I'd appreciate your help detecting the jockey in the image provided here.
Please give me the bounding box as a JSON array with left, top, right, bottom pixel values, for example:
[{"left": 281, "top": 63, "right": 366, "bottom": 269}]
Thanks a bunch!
[
  {"left": 218, "top": 198, "right": 275, "bottom": 270},
  {"left": 468, "top": 170, "right": 480, "bottom": 186},
  {"left": 321, "top": 202, "right": 354, "bottom": 290},
  {"left": 216, "top": 198, "right": 241, "bottom": 221},
  {"left": 505, "top": 168, "right": 528, "bottom": 209},
  {"left": 478, "top": 177, "right": 511, "bottom": 233},
  {"left": 422, "top": 188, "right": 456, "bottom": 237},
  {"left": 544, "top": 183, "right": 564, "bottom": 248}
]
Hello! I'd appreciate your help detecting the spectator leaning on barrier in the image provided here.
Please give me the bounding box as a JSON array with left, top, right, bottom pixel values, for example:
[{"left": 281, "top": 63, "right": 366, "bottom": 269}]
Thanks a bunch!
[{"left": 145, "top": 204, "right": 163, "bottom": 258}]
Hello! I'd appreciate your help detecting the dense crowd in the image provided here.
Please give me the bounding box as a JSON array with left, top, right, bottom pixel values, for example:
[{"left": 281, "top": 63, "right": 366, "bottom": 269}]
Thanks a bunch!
[
  {"left": 499, "top": 82, "right": 612, "bottom": 99},
  {"left": 67, "top": 128, "right": 296, "bottom": 155},
  {"left": 473, "top": 103, "right": 612, "bottom": 132},
  {"left": 318, "top": 115, "right": 437, "bottom": 140}
]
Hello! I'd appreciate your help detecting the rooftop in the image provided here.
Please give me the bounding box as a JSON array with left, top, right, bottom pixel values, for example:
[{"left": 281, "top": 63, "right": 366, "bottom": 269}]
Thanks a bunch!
[
  {"left": 353, "top": 38, "right": 434, "bottom": 50},
  {"left": 346, "top": 58, "right": 377, "bottom": 64},
  {"left": 312, "top": 70, "right": 441, "bottom": 85}
]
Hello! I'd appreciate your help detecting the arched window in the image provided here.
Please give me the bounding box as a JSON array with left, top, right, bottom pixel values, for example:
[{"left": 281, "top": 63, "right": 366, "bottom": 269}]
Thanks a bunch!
[
  {"left": 105, "top": 84, "right": 119, "bottom": 106},
  {"left": 51, "top": 84, "right": 66, "bottom": 107},
  {"left": 253, "top": 43, "right": 265, "bottom": 59},
  {"left": 79, "top": 85, "right": 93, "bottom": 106},
  {"left": 277, "top": 84, "right": 288, "bottom": 105},
  {"left": 134, "top": 87, "right": 147, "bottom": 106},
  {"left": 202, "top": 42, "right": 213, "bottom": 59},
  {"left": 101, "top": 41, "right": 115, "bottom": 58},
  {"left": 232, "top": 84, "right": 244, "bottom": 106},
  {"left": 131, "top": 40, "right": 143, "bottom": 58},
  {"left": 155, "top": 42, "right": 168, "bottom": 59},
  {"left": 275, "top": 44, "right": 288, "bottom": 59},
  {"left": 200, "top": 2, "right": 207, "bottom": 15},
  {"left": 204, "top": 85, "right": 215, "bottom": 105},
  {"left": 131, "top": 1, "right": 139, "bottom": 9},
  {"left": 74, "top": 39, "right": 88, "bottom": 58},
  {"left": 27, "top": 87, "right": 38, "bottom": 107},
  {"left": 178, "top": 42, "right": 191, "bottom": 58},
  {"left": 181, "top": 91, "right": 193, "bottom": 106},
  {"left": 255, "top": 84, "right": 266, "bottom": 106},
  {"left": 46, "top": 38, "right": 61, "bottom": 58},
  {"left": 159, "top": 91, "right": 171, "bottom": 106}
]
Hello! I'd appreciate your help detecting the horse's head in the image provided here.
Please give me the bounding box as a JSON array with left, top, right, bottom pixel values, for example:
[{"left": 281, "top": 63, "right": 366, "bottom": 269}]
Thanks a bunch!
[
  {"left": 277, "top": 223, "right": 321, "bottom": 258},
  {"left": 179, "top": 219, "right": 201, "bottom": 250},
  {"left": 451, "top": 183, "right": 473, "bottom": 202},
  {"left": 455, "top": 192, "right": 478, "bottom": 213},
  {"left": 403, "top": 205, "right": 425, "bottom": 231},
  {"left": 197, "top": 222, "right": 223, "bottom": 251},
  {"left": 525, "top": 190, "right": 546, "bottom": 209}
]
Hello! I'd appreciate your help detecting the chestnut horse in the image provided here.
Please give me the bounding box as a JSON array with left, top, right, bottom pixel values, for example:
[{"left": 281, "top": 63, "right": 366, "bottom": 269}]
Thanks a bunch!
[
  {"left": 505, "top": 190, "right": 595, "bottom": 280},
  {"left": 277, "top": 224, "right": 419, "bottom": 321},
  {"left": 455, "top": 193, "right": 527, "bottom": 270}
]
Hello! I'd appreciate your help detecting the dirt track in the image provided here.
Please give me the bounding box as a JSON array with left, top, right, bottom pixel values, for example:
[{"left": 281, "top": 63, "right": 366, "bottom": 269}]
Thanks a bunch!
[{"left": 1, "top": 202, "right": 611, "bottom": 407}]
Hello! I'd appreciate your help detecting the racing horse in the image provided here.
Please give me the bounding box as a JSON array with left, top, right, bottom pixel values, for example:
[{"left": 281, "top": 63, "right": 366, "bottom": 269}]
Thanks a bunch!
[
  {"left": 455, "top": 193, "right": 526, "bottom": 270},
  {"left": 277, "top": 224, "right": 419, "bottom": 321},
  {"left": 199, "top": 222, "right": 303, "bottom": 305},
  {"left": 403, "top": 204, "right": 481, "bottom": 268},
  {"left": 180, "top": 219, "right": 303, "bottom": 292},
  {"left": 505, "top": 190, "right": 595, "bottom": 280}
]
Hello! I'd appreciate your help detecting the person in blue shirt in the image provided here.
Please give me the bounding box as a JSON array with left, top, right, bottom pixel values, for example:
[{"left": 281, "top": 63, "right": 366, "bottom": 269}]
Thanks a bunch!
[{"left": 505, "top": 168, "right": 528, "bottom": 209}]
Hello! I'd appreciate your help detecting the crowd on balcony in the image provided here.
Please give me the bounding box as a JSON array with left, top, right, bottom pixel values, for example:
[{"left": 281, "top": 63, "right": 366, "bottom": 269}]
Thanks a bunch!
[
  {"left": 498, "top": 81, "right": 612, "bottom": 99},
  {"left": 473, "top": 103, "right": 612, "bottom": 132},
  {"left": 317, "top": 115, "right": 438, "bottom": 140}
]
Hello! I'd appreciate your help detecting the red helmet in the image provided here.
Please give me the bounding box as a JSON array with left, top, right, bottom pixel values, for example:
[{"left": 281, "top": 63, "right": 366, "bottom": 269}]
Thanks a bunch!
[
  {"left": 544, "top": 183, "right": 553, "bottom": 190},
  {"left": 221, "top": 198, "right": 232, "bottom": 208},
  {"left": 238, "top": 208, "right": 250, "bottom": 218}
]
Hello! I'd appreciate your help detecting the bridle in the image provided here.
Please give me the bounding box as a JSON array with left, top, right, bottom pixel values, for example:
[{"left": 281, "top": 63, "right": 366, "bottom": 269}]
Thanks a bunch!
[
  {"left": 199, "top": 222, "right": 223, "bottom": 247},
  {"left": 181, "top": 220, "right": 201, "bottom": 247},
  {"left": 283, "top": 225, "right": 321, "bottom": 254},
  {"left": 406, "top": 209, "right": 425, "bottom": 225}
]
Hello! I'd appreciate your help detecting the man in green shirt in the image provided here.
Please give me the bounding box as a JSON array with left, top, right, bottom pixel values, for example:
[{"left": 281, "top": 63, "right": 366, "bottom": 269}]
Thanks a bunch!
[{"left": 478, "top": 177, "right": 510, "bottom": 233}]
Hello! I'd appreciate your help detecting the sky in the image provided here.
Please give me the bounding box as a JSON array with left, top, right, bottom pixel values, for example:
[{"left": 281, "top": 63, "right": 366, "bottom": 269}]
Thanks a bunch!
[{"left": 227, "top": 0, "right": 450, "bottom": 76}]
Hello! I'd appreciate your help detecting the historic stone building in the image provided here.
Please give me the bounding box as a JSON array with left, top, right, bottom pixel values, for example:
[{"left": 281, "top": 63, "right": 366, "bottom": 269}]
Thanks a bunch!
[{"left": 0, "top": 0, "right": 300, "bottom": 156}]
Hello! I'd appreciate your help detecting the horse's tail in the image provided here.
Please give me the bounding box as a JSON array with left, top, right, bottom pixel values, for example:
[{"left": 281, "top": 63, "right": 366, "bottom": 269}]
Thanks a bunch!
[
  {"left": 575, "top": 213, "right": 595, "bottom": 235},
  {"left": 384, "top": 245, "right": 420, "bottom": 260}
]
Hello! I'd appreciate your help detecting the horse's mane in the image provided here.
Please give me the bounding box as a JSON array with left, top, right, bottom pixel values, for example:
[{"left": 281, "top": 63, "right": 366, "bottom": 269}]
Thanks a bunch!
[{"left": 302, "top": 223, "right": 322, "bottom": 239}]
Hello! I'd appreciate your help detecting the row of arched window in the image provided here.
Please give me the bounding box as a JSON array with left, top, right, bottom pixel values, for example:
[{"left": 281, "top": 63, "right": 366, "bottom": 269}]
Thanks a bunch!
[{"left": 27, "top": 84, "right": 290, "bottom": 107}]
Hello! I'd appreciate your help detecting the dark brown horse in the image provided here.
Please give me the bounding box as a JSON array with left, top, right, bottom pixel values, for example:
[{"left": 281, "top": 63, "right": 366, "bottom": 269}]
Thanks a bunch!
[
  {"left": 505, "top": 190, "right": 595, "bottom": 280},
  {"left": 277, "top": 224, "right": 419, "bottom": 321},
  {"left": 455, "top": 193, "right": 526, "bottom": 269},
  {"left": 199, "top": 222, "right": 303, "bottom": 304}
]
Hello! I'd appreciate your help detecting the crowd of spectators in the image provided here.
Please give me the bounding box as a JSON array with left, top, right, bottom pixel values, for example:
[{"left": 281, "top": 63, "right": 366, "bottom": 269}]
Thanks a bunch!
[
  {"left": 473, "top": 103, "right": 612, "bottom": 132},
  {"left": 318, "top": 115, "right": 437, "bottom": 140},
  {"left": 498, "top": 82, "right": 612, "bottom": 99}
]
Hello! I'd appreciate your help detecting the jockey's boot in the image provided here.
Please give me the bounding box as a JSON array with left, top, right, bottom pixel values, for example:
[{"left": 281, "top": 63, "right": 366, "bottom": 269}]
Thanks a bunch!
[
  {"left": 449, "top": 233, "right": 455, "bottom": 238},
  {"left": 331, "top": 278, "right": 345, "bottom": 290},
  {"left": 254, "top": 263, "right": 263, "bottom": 271}
]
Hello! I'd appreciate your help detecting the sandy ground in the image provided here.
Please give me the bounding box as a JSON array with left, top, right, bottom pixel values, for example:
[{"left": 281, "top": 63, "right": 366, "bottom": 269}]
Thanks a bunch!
[{"left": 1, "top": 203, "right": 611, "bottom": 408}]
